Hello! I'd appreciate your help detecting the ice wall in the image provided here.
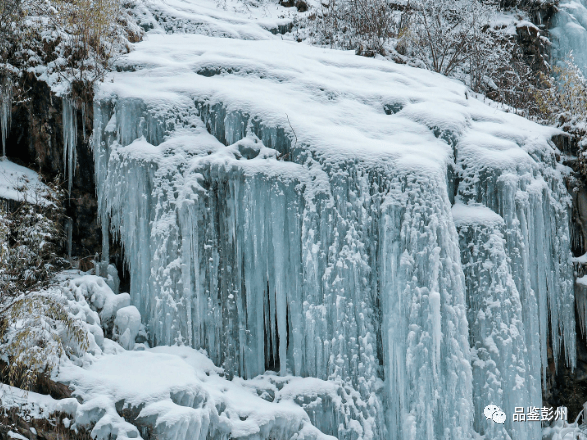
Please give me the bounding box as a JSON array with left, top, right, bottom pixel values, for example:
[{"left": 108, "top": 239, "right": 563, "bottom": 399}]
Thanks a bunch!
[
  {"left": 91, "top": 2, "right": 577, "bottom": 438},
  {"left": 551, "top": 0, "right": 587, "bottom": 72},
  {"left": 93, "top": 98, "right": 474, "bottom": 439}
]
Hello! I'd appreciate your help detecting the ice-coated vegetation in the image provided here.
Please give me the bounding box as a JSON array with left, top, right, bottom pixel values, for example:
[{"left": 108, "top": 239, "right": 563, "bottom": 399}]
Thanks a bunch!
[{"left": 88, "top": 0, "right": 577, "bottom": 438}]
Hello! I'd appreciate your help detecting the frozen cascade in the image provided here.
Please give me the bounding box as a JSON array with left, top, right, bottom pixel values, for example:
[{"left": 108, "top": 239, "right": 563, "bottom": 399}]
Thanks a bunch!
[
  {"left": 551, "top": 0, "right": 587, "bottom": 72},
  {"left": 93, "top": 99, "right": 472, "bottom": 439},
  {"left": 91, "top": 6, "right": 577, "bottom": 438},
  {"left": 0, "top": 76, "right": 12, "bottom": 158},
  {"left": 453, "top": 203, "right": 538, "bottom": 440},
  {"left": 457, "top": 122, "right": 576, "bottom": 382},
  {"left": 62, "top": 97, "right": 77, "bottom": 195}
]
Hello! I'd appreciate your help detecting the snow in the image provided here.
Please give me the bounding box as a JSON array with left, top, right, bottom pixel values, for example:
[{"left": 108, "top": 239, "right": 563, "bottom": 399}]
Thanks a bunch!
[
  {"left": 452, "top": 202, "right": 504, "bottom": 226},
  {"left": 0, "top": 383, "right": 79, "bottom": 419},
  {"left": 128, "top": 0, "right": 296, "bottom": 40},
  {"left": 58, "top": 347, "right": 337, "bottom": 440},
  {"left": 114, "top": 306, "right": 142, "bottom": 350},
  {"left": 86, "top": 0, "right": 577, "bottom": 439},
  {"left": 0, "top": 158, "right": 50, "bottom": 205}
]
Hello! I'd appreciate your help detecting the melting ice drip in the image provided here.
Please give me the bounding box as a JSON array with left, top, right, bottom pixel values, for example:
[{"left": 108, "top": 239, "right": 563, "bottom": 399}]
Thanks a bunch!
[
  {"left": 62, "top": 97, "right": 77, "bottom": 195},
  {"left": 0, "top": 76, "right": 12, "bottom": 158}
]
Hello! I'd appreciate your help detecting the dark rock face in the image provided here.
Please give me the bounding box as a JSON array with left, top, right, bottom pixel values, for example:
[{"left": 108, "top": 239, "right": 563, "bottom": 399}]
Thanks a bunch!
[
  {"left": 544, "top": 309, "right": 587, "bottom": 422},
  {"left": 516, "top": 22, "right": 549, "bottom": 75},
  {"left": 0, "top": 408, "right": 93, "bottom": 440},
  {"left": 4, "top": 73, "right": 101, "bottom": 260}
]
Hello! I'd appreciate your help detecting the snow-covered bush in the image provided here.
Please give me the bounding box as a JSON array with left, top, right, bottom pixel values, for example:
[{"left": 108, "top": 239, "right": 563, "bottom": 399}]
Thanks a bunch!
[
  {"left": 50, "top": 0, "right": 126, "bottom": 88},
  {"left": 0, "top": 0, "right": 142, "bottom": 104},
  {"left": 0, "top": 177, "right": 67, "bottom": 297},
  {"left": 0, "top": 177, "right": 86, "bottom": 390},
  {"left": 535, "top": 56, "right": 587, "bottom": 131},
  {"left": 0, "top": 292, "right": 89, "bottom": 390},
  {"left": 312, "top": 0, "right": 398, "bottom": 55},
  {"left": 406, "top": 0, "right": 529, "bottom": 98}
]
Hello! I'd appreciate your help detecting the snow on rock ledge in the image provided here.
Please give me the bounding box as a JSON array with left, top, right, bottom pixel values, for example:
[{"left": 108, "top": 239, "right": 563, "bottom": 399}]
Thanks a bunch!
[
  {"left": 0, "top": 159, "right": 50, "bottom": 205},
  {"left": 91, "top": 1, "right": 576, "bottom": 439},
  {"left": 57, "top": 345, "right": 337, "bottom": 440}
]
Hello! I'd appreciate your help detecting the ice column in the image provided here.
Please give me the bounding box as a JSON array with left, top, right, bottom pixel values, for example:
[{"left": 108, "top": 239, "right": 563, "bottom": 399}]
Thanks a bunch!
[
  {"left": 378, "top": 172, "right": 473, "bottom": 440},
  {"left": 62, "top": 97, "right": 77, "bottom": 195},
  {"left": 0, "top": 76, "right": 12, "bottom": 158}
]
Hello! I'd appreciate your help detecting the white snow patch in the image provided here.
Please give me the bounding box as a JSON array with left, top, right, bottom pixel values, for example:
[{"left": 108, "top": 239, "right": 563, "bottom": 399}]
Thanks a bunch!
[
  {"left": 452, "top": 202, "right": 504, "bottom": 226},
  {"left": 0, "top": 159, "right": 50, "bottom": 205}
]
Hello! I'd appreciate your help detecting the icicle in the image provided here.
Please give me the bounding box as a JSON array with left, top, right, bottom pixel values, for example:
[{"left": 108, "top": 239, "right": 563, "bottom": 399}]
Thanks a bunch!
[
  {"left": 93, "top": 98, "right": 474, "bottom": 440},
  {"left": 0, "top": 76, "right": 13, "bottom": 158},
  {"left": 102, "top": 214, "right": 110, "bottom": 264},
  {"left": 62, "top": 97, "right": 78, "bottom": 196},
  {"left": 81, "top": 101, "right": 87, "bottom": 141}
]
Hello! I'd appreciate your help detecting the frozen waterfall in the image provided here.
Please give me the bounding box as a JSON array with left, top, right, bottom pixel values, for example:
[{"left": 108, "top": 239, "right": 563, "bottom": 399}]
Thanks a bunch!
[
  {"left": 551, "top": 0, "right": 587, "bottom": 72},
  {"left": 90, "top": 1, "right": 577, "bottom": 438}
]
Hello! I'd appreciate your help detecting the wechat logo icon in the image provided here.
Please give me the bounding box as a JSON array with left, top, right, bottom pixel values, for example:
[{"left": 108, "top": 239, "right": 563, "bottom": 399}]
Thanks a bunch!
[{"left": 484, "top": 405, "right": 506, "bottom": 424}]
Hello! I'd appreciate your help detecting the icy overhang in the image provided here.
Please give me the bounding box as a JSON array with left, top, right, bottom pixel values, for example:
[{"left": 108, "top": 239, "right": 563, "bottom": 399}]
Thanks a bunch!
[{"left": 98, "top": 32, "right": 562, "bottom": 184}]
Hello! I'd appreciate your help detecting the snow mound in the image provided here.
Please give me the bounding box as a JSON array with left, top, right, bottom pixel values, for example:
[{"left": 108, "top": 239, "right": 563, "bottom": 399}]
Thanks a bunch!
[
  {"left": 58, "top": 347, "right": 338, "bottom": 440},
  {"left": 0, "top": 159, "right": 50, "bottom": 205},
  {"left": 114, "top": 306, "right": 142, "bottom": 350},
  {"left": 65, "top": 274, "right": 131, "bottom": 335}
]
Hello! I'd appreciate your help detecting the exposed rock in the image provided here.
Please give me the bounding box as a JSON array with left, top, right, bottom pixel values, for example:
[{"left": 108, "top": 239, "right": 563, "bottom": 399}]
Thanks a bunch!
[
  {"left": 544, "top": 134, "right": 587, "bottom": 421},
  {"left": 0, "top": 407, "right": 92, "bottom": 440},
  {"left": 4, "top": 74, "right": 101, "bottom": 259}
]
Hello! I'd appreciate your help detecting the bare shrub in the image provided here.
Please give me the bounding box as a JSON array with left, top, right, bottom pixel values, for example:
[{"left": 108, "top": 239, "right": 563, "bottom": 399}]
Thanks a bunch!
[
  {"left": 313, "top": 0, "right": 398, "bottom": 55},
  {"left": 535, "top": 56, "right": 587, "bottom": 128},
  {"left": 0, "top": 178, "right": 88, "bottom": 390},
  {"left": 51, "top": 0, "right": 123, "bottom": 84}
]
